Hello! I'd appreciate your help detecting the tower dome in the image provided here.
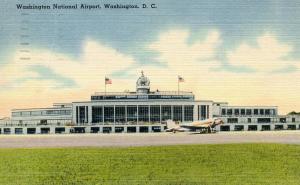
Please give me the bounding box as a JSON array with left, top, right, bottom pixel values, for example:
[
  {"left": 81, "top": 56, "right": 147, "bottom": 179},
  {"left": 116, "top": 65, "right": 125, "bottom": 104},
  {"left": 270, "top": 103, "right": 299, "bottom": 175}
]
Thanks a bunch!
[{"left": 136, "top": 71, "right": 150, "bottom": 94}]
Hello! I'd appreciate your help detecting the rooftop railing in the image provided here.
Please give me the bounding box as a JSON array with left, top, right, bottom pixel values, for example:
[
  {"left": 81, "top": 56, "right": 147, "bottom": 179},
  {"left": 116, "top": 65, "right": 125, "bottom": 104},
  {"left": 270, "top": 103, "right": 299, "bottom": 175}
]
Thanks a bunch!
[{"left": 92, "top": 91, "right": 194, "bottom": 96}]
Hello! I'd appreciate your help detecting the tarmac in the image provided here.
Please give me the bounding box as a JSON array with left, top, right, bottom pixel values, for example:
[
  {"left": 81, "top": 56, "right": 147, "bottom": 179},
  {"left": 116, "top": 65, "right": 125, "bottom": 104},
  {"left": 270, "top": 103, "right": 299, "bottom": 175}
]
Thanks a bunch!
[{"left": 0, "top": 131, "right": 300, "bottom": 148}]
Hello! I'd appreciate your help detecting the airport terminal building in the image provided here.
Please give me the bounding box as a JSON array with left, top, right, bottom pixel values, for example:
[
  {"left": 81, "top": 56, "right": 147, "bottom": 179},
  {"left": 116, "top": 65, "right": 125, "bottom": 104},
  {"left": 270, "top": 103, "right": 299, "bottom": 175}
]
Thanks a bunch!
[{"left": 0, "top": 73, "right": 299, "bottom": 134}]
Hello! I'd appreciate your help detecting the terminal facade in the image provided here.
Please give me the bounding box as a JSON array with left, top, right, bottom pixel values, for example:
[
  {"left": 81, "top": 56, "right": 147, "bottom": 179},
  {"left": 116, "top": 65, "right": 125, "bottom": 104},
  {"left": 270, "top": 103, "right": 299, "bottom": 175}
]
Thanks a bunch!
[{"left": 0, "top": 73, "right": 299, "bottom": 134}]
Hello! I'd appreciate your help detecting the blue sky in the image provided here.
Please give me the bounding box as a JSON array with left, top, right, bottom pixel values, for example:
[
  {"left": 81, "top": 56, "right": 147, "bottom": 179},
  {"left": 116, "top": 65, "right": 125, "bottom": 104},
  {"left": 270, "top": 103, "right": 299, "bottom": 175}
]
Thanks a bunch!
[
  {"left": 0, "top": 0, "right": 300, "bottom": 115},
  {"left": 1, "top": 0, "right": 300, "bottom": 63}
]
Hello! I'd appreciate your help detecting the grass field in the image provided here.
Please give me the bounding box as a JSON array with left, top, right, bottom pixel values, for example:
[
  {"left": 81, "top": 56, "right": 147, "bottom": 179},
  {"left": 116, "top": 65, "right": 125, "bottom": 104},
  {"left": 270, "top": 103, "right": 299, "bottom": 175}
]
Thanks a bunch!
[{"left": 0, "top": 144, "right": 299, "bottom": 185}]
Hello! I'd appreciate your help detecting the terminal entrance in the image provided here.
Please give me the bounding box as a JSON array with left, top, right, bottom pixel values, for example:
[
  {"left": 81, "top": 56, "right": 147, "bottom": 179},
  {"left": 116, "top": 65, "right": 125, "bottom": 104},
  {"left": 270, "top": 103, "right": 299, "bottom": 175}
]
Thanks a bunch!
[
  {"left": 41, "top": 128, "right": 50, "bottom": 134},
  {"left": 27, "top": 128, "right": 36, "bottom": 134},
  {"left": 127, "top": 127, "right": 136, "bottom": 133},
  {"left": 220, "top": 125, "right": 230, "bottom": 131},
  {"left": 115, "top": 127, "right": 124, "bottom": 133},
  {"left": 55, "top": 127, "right": 65, "bottom": 134},
  {"left": 103, "top": 127, "right": 112, "bottom": 133},
  {"left": 74, "top": 127, "right": 85, "bottom": 133},
  {"left": 139, "top": 126, "right": 149, "bottom": 133},
  {"left": 275, "top": 125, "right": 283, "bottom": 130},
  {"left": 287, "top": 125, "right": 296, "bottom": 130},
  {"left": 91, "top": 127, "right": 100, "bottom": 133},
  {"left": 152, "top": 126, "right": 161, "bottom": 132},
  {"left": 261, "top": 125, "right": 271, "bottom": 131},
  {"left": 4, "top": 128, "right": 11, "bottom": 134},
  {"left": 248, "top": 125, "right": 257, "bottom": 131},
  {"left": 15, "top": 128, "right": 23, "bottom": 134},
  {"left": 234, "top": 125, "right": 244, "bottom": 131}
]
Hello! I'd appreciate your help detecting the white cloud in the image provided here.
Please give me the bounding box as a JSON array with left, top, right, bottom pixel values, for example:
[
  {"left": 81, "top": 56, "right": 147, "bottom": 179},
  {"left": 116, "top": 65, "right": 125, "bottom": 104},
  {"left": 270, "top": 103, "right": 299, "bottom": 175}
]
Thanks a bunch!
[
  {"left": 227, "top": 33, "right": 299, "bottom": 72},
  {"left": 1, "top": 30, "right": 300, "bottom": 116},
  {"left": 148, "top": 29, "right": 221, "bottom": 69}
]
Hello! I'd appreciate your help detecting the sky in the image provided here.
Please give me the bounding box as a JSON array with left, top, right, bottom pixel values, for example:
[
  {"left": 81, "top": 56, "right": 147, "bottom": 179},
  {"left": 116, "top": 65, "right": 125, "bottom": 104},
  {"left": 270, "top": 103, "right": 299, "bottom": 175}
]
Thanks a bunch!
[{"left": 0, "top": 0, "right": 300, "bottom": 116}]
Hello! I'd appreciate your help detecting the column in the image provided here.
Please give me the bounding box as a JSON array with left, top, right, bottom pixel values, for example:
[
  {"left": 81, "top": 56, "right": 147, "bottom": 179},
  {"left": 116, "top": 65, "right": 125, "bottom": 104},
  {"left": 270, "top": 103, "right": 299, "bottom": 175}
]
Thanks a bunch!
[
  {"left": 36, "top": 127, "right": 41, "bottom": 134},
  {"left": 270, "top": 124, "right": 275, "bottom": 131},
  {"left": 65, "top": 127, "right": 71, "bottom": 134},
  {"left": 257, "top": 124, "right": 262, "bottom": 131},
  {"left": 124, "top": 126, "right": 127, "bottom": 133},
  {"left": 160, "top": 105, "right": 162, "bottom": 123},
  {"left": 244, "top": 124, "right": 248, "bottom": 131},
  {"left": 102, "top": 106, "right": 104, "bottom": 124},
  {"left": 85, "top": 127, "right": 91, "bottom": 133},
  {"left": 148, "top": 105, "right": 151, "bottom": 124},
  {"left": 230, "top": 124, "right": 234, "bottom": 131},
  {"left": 11, "top": 127, "right": 15, "bottom": 134},
  {"left": 23, "top": 127, "right": 27, "bottom": 134},
  {"left": 137, "top": 105, "right": 139, "bottom": 125},
  {"left": 113, "top": 105, "right": 116, "bottom": 124},
  {"left": 50, "top": 126, "right": 55, "bottom": 134},
  {"left": 125, "top": 106, "right": 127, "bottom": 123},
  {"left": 111, "top": 126, "right": 115, "bottom": 133},
  {"left": 88, "top": 106, "right": 92, "bottom": 124},
  {"left": 182, "top": 105, "right": 184, "bottom": 122},
  {"left": 171, "top": 105, "right": 174, "bottom": 121}
]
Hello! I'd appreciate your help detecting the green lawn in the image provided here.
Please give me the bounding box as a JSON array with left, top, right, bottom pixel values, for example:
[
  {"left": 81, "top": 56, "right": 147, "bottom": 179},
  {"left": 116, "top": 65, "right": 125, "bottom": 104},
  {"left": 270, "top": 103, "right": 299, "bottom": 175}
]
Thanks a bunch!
[{"left": 0, "top": 144, "right": 299, "bottom": 185}]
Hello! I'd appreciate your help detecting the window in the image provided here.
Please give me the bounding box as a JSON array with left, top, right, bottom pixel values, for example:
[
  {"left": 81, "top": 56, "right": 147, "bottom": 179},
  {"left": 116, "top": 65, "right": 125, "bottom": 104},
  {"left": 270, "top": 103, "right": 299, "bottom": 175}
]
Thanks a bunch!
[
  {"left": 257, "top": 118, "right": 271, "bottom": 123},
  {"left": 173, "top": 106, "right": 182, "bottom": 122},
  {"left": 265, "top": 109, "right": 270, "bottom": 115},
  {"left": 31, "top": 111, "right": 42, "bottom": 116},
  {"left": 227, "top": 118, "right": 238, "bottom": 123},
  {"left": 40, "top": 120, "right": 47, "bottom": 125},
  {"left": 254, "top": 109, "right": 258, "bottom": 115},
  {"left": 79, "top": 106, "right": 87, "bottom": 123},
  {"left": 248, "top": 118, "right": 251, "bottom": 123},
  {"left": 115, "top": 106, "right": 126, "bottom": 123},
  {"left": 227, "top": 109, "right": 232, "bottom": 115},
  {"left": 234, "top": 109, "right": 239, "bottom": 115},
  {"left": 246, "top": 109, "right": 252, "bottom": 115},
  {"left": 162, "top": 106, "right": 172, "bottom": 121},
  {"left": 240, "top": 109, "right": 245, "bottom": 115},
  {"left": 221, "top": 109, "right": 226, "bottom": 115},
  {"left": 184, "top": 106, "right": 194, "bottom": 121},
  {"left": 200, "top": 105, "right": 207, "bottom": 120},
  {"left": 280, "top": 118, "right": 286, "bottom": 123},
  {"left": 92, "top": 106, "right": 103, "bottom": 123},
  {"left": 12, "top": 112, "right": 21, "bottom": 117},
  {"left": 138, "top": 106, "right": 149, "bottom": 122},
  {"left": 104, "top": 106, "right": 114, "bottom": 123},
  {"left": 259, "top": 109, "right": 264, "bottom": 115},
  {"left": 127, "top": 106, "right": 137, "bottom": 123},
  {"left": 292, "top": 118, "right": 296, "bottom": 123},
  {"left": 150, "top": 106, "right": 160, "bottom": 123},
  {"left": 21, "top": 111, "right": 31, "bottom": 117}
]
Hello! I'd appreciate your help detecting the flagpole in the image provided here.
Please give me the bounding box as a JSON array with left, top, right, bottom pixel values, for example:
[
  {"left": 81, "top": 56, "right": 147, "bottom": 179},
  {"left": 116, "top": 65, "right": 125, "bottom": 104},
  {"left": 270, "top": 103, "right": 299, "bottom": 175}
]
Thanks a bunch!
[
  {"left": 105, "top": 76, "right": 106, "bottom": 97},
  {"left": 178, "top": 76, "right": 179, "bottom": 95}
]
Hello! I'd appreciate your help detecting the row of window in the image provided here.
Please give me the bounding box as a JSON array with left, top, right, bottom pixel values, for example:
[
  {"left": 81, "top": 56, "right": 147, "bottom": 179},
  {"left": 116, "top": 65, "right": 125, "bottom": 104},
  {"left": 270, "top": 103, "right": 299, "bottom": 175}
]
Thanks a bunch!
[
  {"left": 221, "top": 108, "right": 276, "bottom": 116},
  {"left": 76, "top": 105, "right": 194, "bottom": 124},
  {"left": 227, "top": 117, "right": 296, "bottom": 123},
  {"left": 12, "top": 110, "right": 72, "bottom": 117}
]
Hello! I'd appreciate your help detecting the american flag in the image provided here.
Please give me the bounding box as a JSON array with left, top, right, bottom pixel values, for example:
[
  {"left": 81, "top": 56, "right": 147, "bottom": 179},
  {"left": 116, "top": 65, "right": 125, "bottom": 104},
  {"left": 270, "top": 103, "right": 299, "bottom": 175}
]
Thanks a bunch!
[
  {"left": 105, "top": 77, "right": 112, "bottom": 84},
  {"left": 178, "top": 76, "right": 184, "bottom": 82}
]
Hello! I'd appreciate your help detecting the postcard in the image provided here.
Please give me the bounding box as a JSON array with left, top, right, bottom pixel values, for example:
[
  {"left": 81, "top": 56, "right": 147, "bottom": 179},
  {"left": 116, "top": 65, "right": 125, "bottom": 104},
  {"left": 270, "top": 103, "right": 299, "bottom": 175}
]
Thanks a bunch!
[{"left": 0, "top": 0, "right": 300, "bottom": 184}]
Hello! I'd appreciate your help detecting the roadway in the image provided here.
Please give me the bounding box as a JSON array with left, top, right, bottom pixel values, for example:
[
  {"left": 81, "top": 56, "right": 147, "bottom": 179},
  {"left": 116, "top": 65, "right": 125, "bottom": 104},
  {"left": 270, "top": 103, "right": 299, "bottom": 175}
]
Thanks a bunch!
[{"left": 0, "top": 131, "right": 300, "bottom": 148}]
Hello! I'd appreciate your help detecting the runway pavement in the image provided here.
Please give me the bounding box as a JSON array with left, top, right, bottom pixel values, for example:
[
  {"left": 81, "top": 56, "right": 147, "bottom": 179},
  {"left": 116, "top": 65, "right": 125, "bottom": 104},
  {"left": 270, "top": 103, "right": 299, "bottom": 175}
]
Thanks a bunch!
[{"left": 0, "top": 131, "right": 300, "bottom": 148}]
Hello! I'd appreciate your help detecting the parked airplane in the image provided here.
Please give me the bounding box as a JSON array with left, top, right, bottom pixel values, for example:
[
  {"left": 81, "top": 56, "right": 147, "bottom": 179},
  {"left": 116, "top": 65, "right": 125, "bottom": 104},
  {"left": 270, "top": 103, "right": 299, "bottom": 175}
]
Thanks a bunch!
[{"left": 165, "top": 118, "right": 224, "bottom": 133}]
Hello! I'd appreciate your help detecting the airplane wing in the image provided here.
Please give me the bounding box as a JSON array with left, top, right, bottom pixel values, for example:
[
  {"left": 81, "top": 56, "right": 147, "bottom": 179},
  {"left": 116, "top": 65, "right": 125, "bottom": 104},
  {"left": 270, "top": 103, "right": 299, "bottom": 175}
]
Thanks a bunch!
[{"left": 181, "top": 124, "right": 210, "bottom": 129}]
